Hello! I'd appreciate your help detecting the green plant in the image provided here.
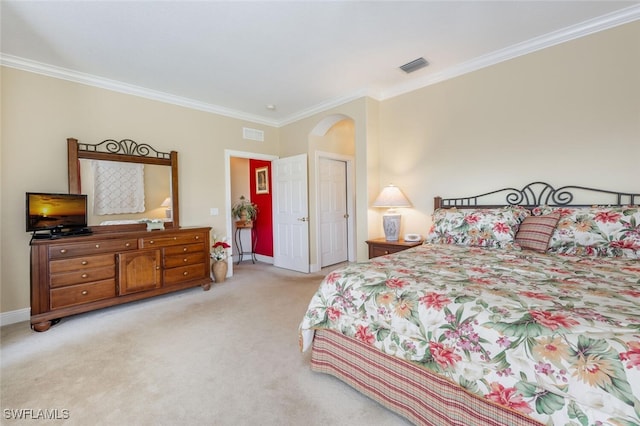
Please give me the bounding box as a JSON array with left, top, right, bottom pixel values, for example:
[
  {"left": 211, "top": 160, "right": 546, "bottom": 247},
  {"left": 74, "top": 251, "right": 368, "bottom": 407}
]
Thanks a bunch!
[{"left": 231, "top": 195, "right": 258, "bottom": 221}]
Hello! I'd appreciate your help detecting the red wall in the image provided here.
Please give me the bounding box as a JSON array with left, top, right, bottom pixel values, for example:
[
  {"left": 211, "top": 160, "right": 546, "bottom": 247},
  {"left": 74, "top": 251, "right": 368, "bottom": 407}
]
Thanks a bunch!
[{"left": 249, "top": 159, "right": 273, "bottom": 257}]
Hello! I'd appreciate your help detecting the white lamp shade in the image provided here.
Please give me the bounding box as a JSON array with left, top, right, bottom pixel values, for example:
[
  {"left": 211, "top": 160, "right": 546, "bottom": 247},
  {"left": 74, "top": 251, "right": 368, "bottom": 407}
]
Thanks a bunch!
[{"left": 372, "top": 185, "right": 411, "bottom": 208}]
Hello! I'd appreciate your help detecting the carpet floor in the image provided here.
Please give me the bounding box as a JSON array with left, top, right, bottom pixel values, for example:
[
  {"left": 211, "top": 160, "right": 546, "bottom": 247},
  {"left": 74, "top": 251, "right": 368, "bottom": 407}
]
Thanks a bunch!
[{"left": 1, "top": 261, "right": 411, "bottom": 425}]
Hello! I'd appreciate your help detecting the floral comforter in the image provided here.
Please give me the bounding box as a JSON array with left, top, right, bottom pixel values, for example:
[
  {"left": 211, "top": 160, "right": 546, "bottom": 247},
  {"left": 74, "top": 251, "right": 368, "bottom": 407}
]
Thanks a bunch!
[{"left": 300, "top": 244, "right": 640, "bottom": 426}]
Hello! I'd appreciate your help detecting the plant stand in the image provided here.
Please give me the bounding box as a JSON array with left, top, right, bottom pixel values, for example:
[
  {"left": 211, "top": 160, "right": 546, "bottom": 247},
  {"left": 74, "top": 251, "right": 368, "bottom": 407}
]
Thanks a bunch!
[{"left": 234, "top": 222, "right": 257, "bottom": 264}]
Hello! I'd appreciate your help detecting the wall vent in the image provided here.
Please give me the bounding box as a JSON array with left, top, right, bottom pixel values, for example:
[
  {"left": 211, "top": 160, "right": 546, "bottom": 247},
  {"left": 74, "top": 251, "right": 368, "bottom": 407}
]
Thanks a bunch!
[
  {"left": 400, "top": 57, "right": 428, "bottom": 74},
  {"left": 242, "top": 127, "right": 264, "bottom": 142}
]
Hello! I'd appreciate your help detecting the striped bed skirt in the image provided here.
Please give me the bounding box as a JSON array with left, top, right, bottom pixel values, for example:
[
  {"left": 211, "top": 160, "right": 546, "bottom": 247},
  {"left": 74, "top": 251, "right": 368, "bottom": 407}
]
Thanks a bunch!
[{"left": 310, "top": 329, "right": 543, "bottom": 426}]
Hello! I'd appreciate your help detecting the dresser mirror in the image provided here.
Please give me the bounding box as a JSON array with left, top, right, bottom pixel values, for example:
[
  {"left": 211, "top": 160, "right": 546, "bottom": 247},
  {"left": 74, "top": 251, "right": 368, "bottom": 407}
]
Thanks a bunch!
[{"left": 67, "top": 138, "right": 179, "bottom": 231}]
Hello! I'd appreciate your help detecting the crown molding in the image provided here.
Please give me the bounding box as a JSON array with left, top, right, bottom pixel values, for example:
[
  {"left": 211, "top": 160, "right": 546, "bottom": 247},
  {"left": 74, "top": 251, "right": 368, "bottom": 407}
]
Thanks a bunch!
[
  {"left": 0, "top": 54, "right": 280, "bottom": 127},
  {"left": 379, "top": 4, "right": 640, "bottom": 101},
  {"left": 2, "top": 5, "right": 638, "bottom": 127}
]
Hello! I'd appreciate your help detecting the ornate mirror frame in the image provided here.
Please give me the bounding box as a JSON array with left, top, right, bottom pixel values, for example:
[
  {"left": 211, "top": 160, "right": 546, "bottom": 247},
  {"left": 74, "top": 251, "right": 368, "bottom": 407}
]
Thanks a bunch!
[{"left": 67, "top": 138, "right": 179, "bottom": 232}]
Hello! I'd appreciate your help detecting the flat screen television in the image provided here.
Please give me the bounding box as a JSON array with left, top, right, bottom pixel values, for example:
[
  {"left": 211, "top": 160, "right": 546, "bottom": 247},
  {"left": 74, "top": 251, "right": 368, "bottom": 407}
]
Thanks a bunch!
[{"left": 26, "top": 192, "right": 88, "bottom": 233}]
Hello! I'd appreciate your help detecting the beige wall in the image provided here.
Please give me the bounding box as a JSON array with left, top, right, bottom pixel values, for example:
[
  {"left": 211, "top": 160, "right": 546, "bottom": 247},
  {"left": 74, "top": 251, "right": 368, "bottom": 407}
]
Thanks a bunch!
[
  {"left": 378, "top": 21, "right": 640, "bottom": 238},
  {"left": 0, "top": 68, "right": 279, "bottom": 313},
  {"left": 2, "top": 21, "right": 639, "bottom": 316}
]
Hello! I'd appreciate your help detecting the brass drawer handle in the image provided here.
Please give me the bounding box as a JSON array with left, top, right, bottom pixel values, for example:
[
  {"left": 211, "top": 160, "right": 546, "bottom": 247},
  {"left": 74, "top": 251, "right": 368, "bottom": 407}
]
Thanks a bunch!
[
  {"left": 81, "top": 273, "right": 88, "bottom": 278},
  {"left": 384, "top": 250, "right": 390, "bottom": 254},
  {"left": 60, "top": 249, "right": 67, "bottom": 254},
  {"left": 183, "top": 271, "right": 188, "bottom": 276},
  {"left": 195, "top": 236, "right": 200, "bottom": 240},
  {"left": 183, "top": 247, "right": 188, "bottom": 252},
  {"left": 149, "top": 240, "right": 154, "bottom": 244},
  {"left": 183, "top": 258, "right": 188, "bottom": 262},
  {"left": 125, "top": 242, "right": 131, "bottom": 247},
  {"left": 81, "top": 260, "right": 88, "bottom": 265},
  {"left": 95, "top": 244, "right": 100, "bottom": 248},
  {"left": 173, "top": 237, "right": 177, "bottom": 240},
  {"left": 81, "top": 290, "right": 88, "bottom": 295}
]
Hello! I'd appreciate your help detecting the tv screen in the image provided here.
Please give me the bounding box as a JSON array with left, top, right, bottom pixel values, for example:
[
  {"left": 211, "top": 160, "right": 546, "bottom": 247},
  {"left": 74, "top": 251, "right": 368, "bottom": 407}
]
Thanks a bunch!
[{"left": 26, "top": 192, "right": 88, "bottom": 232}]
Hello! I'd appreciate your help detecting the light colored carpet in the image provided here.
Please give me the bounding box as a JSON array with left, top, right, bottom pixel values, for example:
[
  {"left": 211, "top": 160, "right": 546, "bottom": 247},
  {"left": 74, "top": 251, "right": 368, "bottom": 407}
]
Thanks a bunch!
[{"left": 1, "top": 262, "right": 411, "bottom": 425}]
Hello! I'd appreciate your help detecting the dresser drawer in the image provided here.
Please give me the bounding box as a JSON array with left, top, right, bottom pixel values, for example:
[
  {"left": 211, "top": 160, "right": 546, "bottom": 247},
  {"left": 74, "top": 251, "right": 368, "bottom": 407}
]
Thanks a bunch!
[
  {"left": 50, "top": 254, "right": 115, "bottom": 274},
  {"left": 50, "top": 266, "right": 115, "bottom": 288},
  {"left": 163, "top": 252, "right": 206, "bottom": 268},
  {"left": 50, "top": 279, "right": 116, "bottom": 309},
  {"left": 366, "top": 238, "right": 423, "bottom": 259},
  {"left": 140, "top": 232, "right": 206, "bottom": 248},
  {"left": 163, "top": 263, "right": 206, "bottom": 286},
  {"left": 370, "top": 245, "right": 406, "bottom": 258},
  {"left": 163, "top": 243, "right": 205, "bottom": 256},
  {"left": 49, "top": 239, "right": 138, "bottom": 259}
]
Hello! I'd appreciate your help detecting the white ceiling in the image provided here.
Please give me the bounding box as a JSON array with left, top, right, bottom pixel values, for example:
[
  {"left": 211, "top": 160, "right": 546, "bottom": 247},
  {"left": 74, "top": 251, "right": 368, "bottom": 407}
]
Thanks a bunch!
[{"left": 2, "top": 1, "right": 639, "bottom": 126}]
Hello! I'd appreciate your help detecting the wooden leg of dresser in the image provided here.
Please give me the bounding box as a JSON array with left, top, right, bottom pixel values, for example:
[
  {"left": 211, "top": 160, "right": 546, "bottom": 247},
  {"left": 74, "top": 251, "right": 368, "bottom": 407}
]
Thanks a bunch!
[
  {"left": 32, "top": 321, "right": 52, "bottom": 332},
  {"left": 201, "top": 282, "right": 211, "bottom": 291}
]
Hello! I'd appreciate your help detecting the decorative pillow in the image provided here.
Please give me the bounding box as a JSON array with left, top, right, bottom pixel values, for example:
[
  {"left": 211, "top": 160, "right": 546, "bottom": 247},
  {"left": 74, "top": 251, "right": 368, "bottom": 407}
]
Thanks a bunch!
[
  {"left": 514, "top": 213, "right": 561, "bottom": 252},
  {"left": 427, "top": 206, "right": 529, "bottom": 249},
  {"left": 532, "top": 206, "right": 640, "bottom": 258}
]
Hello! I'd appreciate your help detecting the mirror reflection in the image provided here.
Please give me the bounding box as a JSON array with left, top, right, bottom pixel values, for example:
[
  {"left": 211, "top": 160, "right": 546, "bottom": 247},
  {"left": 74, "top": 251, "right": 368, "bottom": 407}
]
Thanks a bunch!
[{"left": 79, "top": 159, "right": 172, "bottom": 226}]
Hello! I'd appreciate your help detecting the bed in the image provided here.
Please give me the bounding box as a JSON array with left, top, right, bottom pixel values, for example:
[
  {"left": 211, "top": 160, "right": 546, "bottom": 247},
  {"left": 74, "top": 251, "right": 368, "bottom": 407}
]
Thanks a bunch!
[{"left": 299, "top": 182, "right": 640, "bottom": 426}]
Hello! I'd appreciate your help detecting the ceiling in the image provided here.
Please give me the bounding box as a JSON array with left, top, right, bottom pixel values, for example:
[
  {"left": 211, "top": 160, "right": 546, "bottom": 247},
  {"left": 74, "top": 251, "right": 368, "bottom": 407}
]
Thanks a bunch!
[{"left": 2, "top": 1, "right": 639, "bottom": 127}]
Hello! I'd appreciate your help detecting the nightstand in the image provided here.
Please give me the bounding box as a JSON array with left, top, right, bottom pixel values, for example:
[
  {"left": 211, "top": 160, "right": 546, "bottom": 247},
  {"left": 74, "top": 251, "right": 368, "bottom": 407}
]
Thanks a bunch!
[{"left": 366, "top": 237, "right": 423, "bottom": 259}]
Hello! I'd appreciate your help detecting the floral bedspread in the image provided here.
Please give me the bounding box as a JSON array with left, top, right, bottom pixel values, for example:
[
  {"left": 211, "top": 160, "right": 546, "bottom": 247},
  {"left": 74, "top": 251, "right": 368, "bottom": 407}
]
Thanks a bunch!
[{"left": 300, "top": 244, "right": 640, "bottom": 426}]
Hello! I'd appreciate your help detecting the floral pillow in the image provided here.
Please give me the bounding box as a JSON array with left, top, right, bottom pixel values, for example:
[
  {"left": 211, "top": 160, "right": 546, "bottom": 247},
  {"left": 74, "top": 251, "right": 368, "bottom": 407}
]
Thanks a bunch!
[
  {"left": 427, "top": 206, "right": 529, "bottom": 249},
  {"left": 532, "top": 206, "right": 640, "bottom": 258}
]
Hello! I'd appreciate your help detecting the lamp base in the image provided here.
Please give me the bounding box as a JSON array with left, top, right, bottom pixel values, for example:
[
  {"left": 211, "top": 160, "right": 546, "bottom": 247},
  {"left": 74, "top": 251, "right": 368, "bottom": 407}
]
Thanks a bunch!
[{"left": 382, "top": 213, "right": 401, "bottom": 241}]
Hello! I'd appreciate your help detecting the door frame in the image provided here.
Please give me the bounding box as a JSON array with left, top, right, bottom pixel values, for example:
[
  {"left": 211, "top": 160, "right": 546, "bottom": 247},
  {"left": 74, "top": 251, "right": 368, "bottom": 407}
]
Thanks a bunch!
[
  {"left": 225, "top": 149, "right": 279, "bottom": 277},
  {"left": 313, "top": 150, "right": 356, "bottom": 272}
]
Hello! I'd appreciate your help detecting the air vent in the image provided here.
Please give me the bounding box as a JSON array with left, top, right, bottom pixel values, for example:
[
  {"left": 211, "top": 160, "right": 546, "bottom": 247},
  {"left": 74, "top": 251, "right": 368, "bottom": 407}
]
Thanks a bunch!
[
  {"left": 242, "top": 127, "right": 264, "bottom": 142},
  {"left": 400, "top": 57, "right": 429, "bottom": 74}
]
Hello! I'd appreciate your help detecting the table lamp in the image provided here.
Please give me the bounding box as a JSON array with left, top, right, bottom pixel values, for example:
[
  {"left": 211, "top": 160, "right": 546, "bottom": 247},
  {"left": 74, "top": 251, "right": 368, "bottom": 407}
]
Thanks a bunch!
[
  {"left": 161, "top": 197, "right": 172, "bottom": 219},
  {"left": 372, "top": 184, "right": 412, "bottom": 241}
]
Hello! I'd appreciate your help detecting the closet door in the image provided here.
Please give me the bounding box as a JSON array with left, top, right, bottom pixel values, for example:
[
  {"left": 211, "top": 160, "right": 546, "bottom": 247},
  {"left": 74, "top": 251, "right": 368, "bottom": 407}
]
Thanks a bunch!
[{"left": 319, "top": 157, "right": 348, "bottom": 267}]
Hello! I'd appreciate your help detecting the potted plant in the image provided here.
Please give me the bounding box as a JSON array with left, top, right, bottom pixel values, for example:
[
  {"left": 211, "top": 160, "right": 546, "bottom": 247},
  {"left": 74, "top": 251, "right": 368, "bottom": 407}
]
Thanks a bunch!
[
  {"left": 211, "top": 238, "right": 231, "bottom": 283},
  {"left": 231, "top": 195, "right": 258, "bottom": 227}
]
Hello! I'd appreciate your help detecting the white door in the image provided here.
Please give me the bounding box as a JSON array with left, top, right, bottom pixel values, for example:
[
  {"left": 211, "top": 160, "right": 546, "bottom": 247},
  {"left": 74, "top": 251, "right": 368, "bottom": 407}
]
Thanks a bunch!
[
  {"left": 319, "top": 158, "right": 348, "bottom": 267},
  {"left": 272, "top": 154, "right": 309, "bottom": 273}
]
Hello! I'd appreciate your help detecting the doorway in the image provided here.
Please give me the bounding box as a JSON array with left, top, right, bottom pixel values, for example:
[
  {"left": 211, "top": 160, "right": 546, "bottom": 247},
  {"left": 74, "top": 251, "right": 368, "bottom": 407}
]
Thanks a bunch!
[{"left": 225, "top": 150, "right": 278, "bottom": 276}]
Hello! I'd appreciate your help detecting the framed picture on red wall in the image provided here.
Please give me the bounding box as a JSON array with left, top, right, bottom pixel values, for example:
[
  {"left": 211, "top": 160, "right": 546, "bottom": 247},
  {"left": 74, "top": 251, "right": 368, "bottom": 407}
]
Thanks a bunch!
[{"left": 256, "top": 166, "right": 269, "bottom": 194}]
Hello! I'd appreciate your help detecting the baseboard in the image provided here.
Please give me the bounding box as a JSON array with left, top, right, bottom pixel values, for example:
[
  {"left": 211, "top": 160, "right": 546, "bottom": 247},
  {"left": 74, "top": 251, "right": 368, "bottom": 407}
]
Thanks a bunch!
[
  {"left": 1, "top": 308, "right": 30, "bottom": 327},
  {"left": 255, "top": 254, "right": 273, "bottom": 264}
]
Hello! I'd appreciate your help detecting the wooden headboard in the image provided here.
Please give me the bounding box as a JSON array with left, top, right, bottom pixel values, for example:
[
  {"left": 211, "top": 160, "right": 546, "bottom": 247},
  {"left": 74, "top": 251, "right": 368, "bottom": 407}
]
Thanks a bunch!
[{"left": 434, "top": 182, "right": 639, "bottom": 210}]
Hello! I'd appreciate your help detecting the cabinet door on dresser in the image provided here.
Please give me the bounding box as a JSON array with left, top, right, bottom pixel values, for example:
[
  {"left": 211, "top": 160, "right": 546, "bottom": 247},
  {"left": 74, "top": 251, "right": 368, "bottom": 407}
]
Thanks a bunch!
[{"left": 117, "top": 249, "right": 161, "bottom": 295}]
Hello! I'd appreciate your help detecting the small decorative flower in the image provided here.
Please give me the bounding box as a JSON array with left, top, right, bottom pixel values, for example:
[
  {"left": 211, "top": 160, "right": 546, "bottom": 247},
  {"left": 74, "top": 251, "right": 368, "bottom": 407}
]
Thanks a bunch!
[{"left": 211, "top": 239, "right": 230, "bottom": 261}]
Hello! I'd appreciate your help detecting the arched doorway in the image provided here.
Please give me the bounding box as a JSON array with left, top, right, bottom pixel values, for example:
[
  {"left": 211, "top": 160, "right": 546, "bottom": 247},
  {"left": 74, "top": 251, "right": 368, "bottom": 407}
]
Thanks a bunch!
[{"left": 309, "top": 115, "right": 356, "bottom": 270}]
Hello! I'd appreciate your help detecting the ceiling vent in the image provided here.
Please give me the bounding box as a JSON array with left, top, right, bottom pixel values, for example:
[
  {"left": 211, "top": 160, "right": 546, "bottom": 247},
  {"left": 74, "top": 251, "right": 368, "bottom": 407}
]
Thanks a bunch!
[
  {"left": 242, "top": 127, "right": 264, "bottom": 142},
  {"left": 400, "top": 57, "right": 429, "bottom": 74}
]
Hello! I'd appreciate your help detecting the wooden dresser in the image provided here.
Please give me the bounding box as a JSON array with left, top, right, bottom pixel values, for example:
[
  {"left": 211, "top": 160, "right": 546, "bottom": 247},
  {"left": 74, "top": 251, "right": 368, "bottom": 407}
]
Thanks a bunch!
[{"left": 30, "top": 227, "right": 212, "bottom": 331}]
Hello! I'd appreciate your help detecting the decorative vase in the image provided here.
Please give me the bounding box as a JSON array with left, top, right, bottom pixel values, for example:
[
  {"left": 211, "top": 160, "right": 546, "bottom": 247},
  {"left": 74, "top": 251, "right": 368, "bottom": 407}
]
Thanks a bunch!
[{"left": 212, "top": 260, "right": 228, "bottom": 283}]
